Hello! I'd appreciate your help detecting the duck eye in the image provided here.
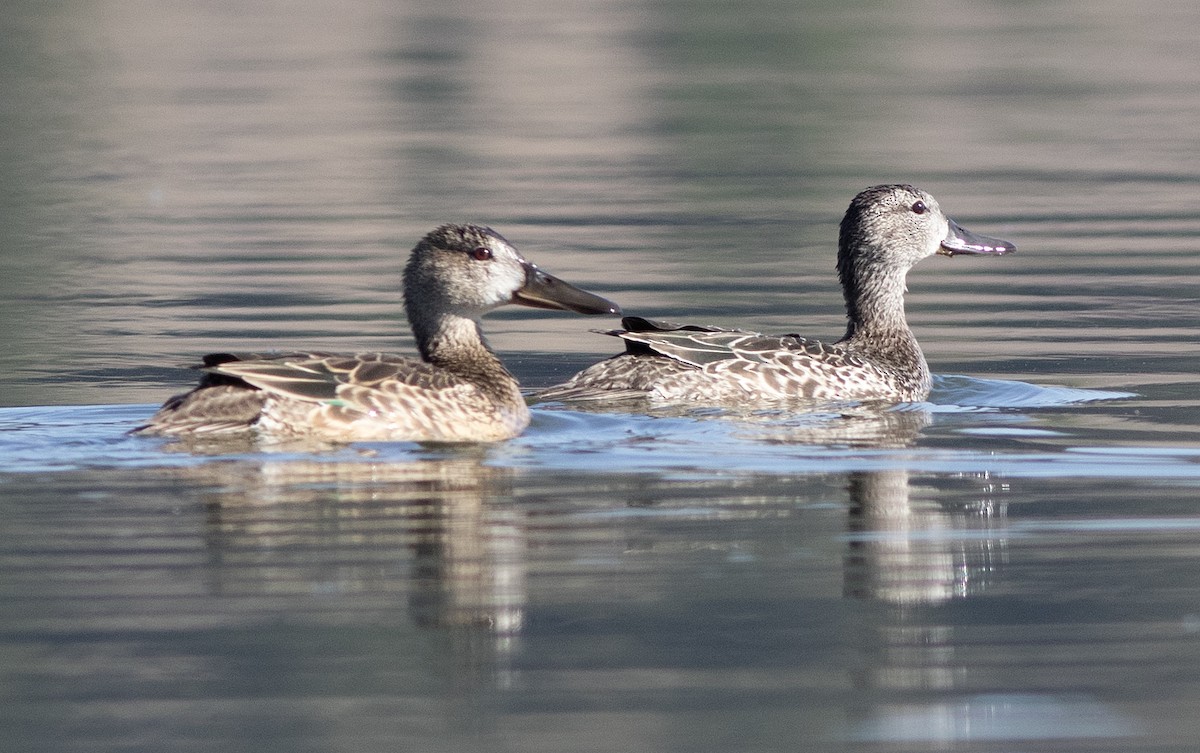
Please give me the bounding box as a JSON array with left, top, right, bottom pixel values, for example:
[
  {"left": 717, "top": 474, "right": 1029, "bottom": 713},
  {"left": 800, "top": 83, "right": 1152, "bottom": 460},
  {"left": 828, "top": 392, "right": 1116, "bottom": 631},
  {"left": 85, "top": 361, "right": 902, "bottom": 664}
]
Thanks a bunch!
[
  {"left": 471, "top": 246, "right": 493, "bottom": 261},
  {"left": 911, "top": 201, "right": 928, "bottom": 215}
]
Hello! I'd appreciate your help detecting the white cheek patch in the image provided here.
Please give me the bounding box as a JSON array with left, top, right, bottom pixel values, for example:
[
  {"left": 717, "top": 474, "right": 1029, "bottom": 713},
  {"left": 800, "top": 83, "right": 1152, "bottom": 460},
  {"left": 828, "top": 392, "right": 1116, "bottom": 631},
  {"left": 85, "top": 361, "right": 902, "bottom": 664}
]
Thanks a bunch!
[{"left": 493, "top": 262, "right": 528, "bottom": 304}]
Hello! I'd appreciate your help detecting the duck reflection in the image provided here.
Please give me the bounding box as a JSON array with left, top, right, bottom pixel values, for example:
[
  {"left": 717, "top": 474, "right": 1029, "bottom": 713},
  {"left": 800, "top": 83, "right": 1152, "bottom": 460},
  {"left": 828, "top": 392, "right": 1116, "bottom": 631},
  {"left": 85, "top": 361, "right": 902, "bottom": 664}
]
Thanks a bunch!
[
  {"left": 731, "top": 404, "right": 1008, "bottom": 694},
  {"left": 843, "top": 466, "right": 1008, "bottom": 695},
  {"left": 843, "top": 468, "right": 1005, "bottom": 605},
  {"left": 767, "top": 417, "right": 1010, "bottom": 703},
  {"left": 726, "top": 404, "right": 1004, "bottom": 606},
  {"left": 187, "top": 451, "right": 525, "bottom": 684},
  {"left": 729, "top": 403, "right": 933, "bottom": 447}
]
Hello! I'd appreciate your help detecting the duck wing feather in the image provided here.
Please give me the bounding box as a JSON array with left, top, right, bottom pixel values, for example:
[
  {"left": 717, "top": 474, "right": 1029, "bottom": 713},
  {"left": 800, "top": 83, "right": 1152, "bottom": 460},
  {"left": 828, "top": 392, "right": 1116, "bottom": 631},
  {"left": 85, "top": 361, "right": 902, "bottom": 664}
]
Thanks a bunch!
[{"left": 209, "top": 352, "right": 464, "bottom": 403}]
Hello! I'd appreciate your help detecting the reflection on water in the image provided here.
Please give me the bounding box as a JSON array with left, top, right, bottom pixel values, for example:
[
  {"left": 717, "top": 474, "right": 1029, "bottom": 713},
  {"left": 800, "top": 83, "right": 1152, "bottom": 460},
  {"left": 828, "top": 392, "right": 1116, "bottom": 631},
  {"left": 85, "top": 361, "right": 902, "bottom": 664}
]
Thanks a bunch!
[
  {"left": 5, "top": 407, "right": 1197, "bottom": 749},
  {"left": 844, "top": 466, "right": 1007, "bottom": 711},
  {"left": 189, "top": 454, "right": 526, "bottom": 685},
  {"left": 844, "top": 469, "right": 1004, "bottom": 606}
]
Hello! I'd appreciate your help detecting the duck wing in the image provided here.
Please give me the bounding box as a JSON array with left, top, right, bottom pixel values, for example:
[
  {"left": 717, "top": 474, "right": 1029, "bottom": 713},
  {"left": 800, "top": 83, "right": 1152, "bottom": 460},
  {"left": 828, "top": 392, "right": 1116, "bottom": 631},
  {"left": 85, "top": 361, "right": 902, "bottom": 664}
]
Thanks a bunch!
[
  {"left": 539, "top": 317, "right": 889, "bottom": 403},
  {"left": 212, "top": 352, "right": 516, "bottom": 439},
  {"left": 613, "top": 317, "right": 830, "bottom": 368},
  {"left": 208, "top": 352, "right": 462, "bottom": 403}
]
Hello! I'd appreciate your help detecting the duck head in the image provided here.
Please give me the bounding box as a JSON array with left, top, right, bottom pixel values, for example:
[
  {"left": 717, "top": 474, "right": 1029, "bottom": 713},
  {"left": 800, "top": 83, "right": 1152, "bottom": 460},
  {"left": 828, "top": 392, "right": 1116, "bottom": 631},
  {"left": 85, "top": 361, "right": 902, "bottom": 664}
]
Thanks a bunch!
[
  {"left": 838, "top": 184, "right": 1015, "bottom": 275},
  {"left": 404, "top": 224, "right": 620, "bottom": 323},
  {"left": 836, "top": 184, "right": 1015, "bottom": 302}
]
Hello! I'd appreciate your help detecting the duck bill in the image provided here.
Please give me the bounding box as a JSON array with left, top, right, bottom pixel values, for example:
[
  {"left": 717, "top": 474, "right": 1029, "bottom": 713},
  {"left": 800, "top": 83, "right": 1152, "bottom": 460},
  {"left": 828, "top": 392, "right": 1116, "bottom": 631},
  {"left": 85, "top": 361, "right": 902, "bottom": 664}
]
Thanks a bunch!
[
  {"left": 511, "top": 263, "right": 621, "bottom": 315},
  {"left": 938, "top": 219, "right": 1017, "bottom": 257}
]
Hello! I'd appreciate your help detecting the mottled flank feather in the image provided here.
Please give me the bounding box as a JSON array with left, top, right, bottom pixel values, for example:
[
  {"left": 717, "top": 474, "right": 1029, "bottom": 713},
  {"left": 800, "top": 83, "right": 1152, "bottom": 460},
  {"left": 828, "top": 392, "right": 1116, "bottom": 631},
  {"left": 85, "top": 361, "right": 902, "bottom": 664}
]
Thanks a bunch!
[
  {"left": 134, "top": 224, "right": 619, "bottom": 443},
  {"left": 539, "top": 317, "right": 913, "bottom": 403},
  {"left": 144, "top": 352, "right": 529, "bottom": 443},
  {"left": 539, "top": 185, "right": 1014, "bottom": 405}
]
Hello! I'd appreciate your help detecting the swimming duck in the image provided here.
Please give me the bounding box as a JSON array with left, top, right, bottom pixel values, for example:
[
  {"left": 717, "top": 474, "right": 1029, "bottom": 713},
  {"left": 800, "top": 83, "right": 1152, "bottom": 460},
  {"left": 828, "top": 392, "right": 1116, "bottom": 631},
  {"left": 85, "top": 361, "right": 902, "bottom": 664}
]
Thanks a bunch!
[
  {"left": 134, "top": 224, "right": 620, "bottom": 442},
  {"left": 538, "top": 185, "right": 1014, "bottom": 404}
]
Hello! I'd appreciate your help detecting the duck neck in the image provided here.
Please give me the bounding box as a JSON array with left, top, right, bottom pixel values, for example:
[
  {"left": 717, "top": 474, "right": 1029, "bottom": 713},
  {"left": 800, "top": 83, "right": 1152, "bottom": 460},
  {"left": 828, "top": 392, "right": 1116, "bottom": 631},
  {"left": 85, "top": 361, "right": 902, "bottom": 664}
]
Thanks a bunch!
[
  {"left": 411, "top": 312, "right": 522, "bottom": 398},
  {"left": 839, "top": 263, "right": 925, "bottom": 367}
]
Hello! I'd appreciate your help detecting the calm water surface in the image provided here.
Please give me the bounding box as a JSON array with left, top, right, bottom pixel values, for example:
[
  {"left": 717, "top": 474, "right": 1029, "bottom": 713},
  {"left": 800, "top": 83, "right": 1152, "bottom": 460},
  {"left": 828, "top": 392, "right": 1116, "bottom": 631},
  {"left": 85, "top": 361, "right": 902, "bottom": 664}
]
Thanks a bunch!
[{"left": 3, "top": 1, "right": 1200, "bottom": 751}]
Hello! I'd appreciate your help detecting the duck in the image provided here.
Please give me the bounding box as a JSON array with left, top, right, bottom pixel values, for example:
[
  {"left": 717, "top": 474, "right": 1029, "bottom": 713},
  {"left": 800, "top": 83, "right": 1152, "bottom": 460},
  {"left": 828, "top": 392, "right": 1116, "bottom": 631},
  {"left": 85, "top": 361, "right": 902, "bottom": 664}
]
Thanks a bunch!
[
  {"left": 133, "top": 223, "right": 620, "bottom": 442},
  {"left": 537, "top": 184, "right": 1014, "bottom": 405}
]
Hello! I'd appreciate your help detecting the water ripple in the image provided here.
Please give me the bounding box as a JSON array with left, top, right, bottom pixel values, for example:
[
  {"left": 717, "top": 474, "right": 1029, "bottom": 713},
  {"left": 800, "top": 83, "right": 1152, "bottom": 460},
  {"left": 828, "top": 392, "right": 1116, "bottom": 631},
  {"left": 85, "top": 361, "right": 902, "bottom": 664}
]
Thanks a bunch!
[{"left": 931, "top": 374, "right": 1135, "bottom": 409}]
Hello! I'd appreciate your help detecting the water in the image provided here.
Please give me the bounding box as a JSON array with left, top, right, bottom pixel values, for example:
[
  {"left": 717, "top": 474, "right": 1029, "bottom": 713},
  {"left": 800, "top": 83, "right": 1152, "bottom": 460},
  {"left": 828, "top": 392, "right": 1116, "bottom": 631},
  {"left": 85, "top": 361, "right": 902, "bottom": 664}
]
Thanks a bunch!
[{"left": 4, "top": 0, "right": 1200, "bottom": 751}]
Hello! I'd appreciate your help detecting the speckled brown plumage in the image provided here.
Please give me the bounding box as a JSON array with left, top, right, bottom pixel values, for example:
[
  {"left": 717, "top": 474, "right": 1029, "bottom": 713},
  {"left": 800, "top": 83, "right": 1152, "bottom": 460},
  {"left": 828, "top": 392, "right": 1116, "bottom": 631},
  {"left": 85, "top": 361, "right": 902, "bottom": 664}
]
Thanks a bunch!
[
  {"left": 538, "top": 185, "right": 1014, "bottom": 405},
  {"left": 134, "top": 224, "right": 619, "bottom": 443}
]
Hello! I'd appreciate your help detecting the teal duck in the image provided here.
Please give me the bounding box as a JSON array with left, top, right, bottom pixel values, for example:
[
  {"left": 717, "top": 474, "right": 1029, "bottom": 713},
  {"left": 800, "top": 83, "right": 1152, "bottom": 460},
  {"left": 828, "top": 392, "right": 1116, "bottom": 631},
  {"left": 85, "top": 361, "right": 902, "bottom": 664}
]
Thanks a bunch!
[
  {"left": 538, "top": 185, "right": 1014, "bottom": 404},
  {"left": 135, "top": 224, "right": 620, "bottom": 442}
]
